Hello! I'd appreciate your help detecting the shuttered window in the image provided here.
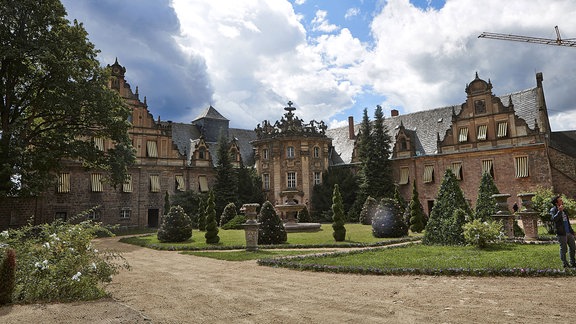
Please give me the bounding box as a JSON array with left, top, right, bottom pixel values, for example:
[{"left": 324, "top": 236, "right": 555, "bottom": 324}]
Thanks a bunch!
[
  {"left": 175, "top": 175, "right": 185, "bottom": 191},
  {"left": 58, "top": 173, "right": 70, "bottom": 193},
  {"left": 458, "top": 127, "right": 469, "bottom": 142},
  {"left": 122, "top": 174, "right": 133, "bottom": 193},
  {"left": 399, "top": 167, "right": 409, "bottom": 185},
  {"left": 94, "top": 137, "right": 105, "bottom": 151},
  {"left": 91, "top": 173, "right": 103, "bottom": 192},
  {"left": 198, "top": 176, "right": 209, "bottom": 192},
  {"left": 497, "top": 122, "right": 508, "bottom": 138},
  {"left": 514, "top": 156, "right": 529, "bottom": 178},
  {"left": 451, "top": 162, "right": 463, "bottom": 180},
  {"left": 477, "top": 125, "right": 487, "bottom": 141},
  {"left": 482, "top": 159, "right": 494, "bottom": 178},
  {"left": 423, "top": 165, "right": 435, "bottom": 183},
  {"left": 150, "top": 175, "right": 160, "bottom": 192},
  {"left": 147, "top": 141, "right": 158, "bottom": 157}
]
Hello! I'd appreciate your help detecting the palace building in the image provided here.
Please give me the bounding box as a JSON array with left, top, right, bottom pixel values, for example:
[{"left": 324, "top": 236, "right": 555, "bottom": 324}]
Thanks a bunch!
[{"left": 1, "top": 60, "right": 575, "bottom": 229}]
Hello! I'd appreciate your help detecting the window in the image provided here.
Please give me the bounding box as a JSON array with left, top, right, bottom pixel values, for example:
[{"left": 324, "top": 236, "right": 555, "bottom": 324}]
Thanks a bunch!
[
  {"left": 91, "top": 173, "right": 103, "bottom": 192},
  {"left": 514, "top": 156, "right": 529, "bottom": 178},
  {"left": 287, "top": 172, "right": 296, "bottom": 188},
  {"left": 175, "top": 175, "right": 185, "bottom": 191},
  {"left": 262, "top": 174, "right": 270, "bottom": 190},
  {"left": 497, "top": 121, "right": 508, "bottom": 138},
  {"left": 458, "top": 127, "right": 469, "bottom": 143},
  {"left": 313, "top": 147, "right": 320, "bottom": 158},
  {"left": 150, "top": 175, "right": 160, "bottom": 192},
  {"left": 58, "top": 173, "right": 70, "bottom": 193},
  {"left": 399, "top": 167, "right": 409, "bottom": 185},
  {"left": 263, "top": 149, "right": 269, "bottom": 160},
  {"left": 55, "top": 212, "right": 67, "bottom": 221},
  {"left": 120, "top": 208, "right": 131, "bottom": 219},
  {"left": 423, "top": 165, "right": 434, "bottom": 183},
  {"left": 399, "top": 138, "right": 407, "bottom": 150},
  {"left": 147, "top": 141, "right": 158, "bottom": 157},
  {"left": 481, "top": 159, "right": 494, "bottom": 178},
  {"left": 94, "top": 137, "right": 105, "bottom": 151},
  {"left": 88, "top": 209, "right": 101, "bottom": 220},
  {"left": 313, "top": 172, "right": 321, "bottom": 185},
  {"left": 198, "top": 175, "right": 209, "bottom": 192},
  {"left": 198, "top": 148, "right": 205, "bottom": 159},
  {"left": 123, "top": 174, "right": 133, "bottom": 193},
  {"left": 451, "top": 162, "right": 463, "bottom": 180},
  {"left": 477, "top": 125, "right": 487, "bottom": 141},
  {"left": 286, "top": 146, "right": 295, "bottom": 158}
]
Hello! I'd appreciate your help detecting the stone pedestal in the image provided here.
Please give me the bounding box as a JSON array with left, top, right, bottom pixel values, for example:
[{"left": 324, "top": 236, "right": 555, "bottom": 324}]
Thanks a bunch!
[
  {"left": 241, "top": 203, "right": 260, "bottom": 251},
  {"left": 491, "top": 194, "right": 515, "bottom": 238},
  {"left": 518, "top": 193, "right": 539, "bottom": 241}
]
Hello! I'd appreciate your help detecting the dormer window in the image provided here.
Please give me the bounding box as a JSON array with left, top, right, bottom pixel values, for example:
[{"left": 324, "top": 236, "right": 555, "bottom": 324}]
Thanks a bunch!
[
  {"left": 399, "top": 138, "right": 407, "bottom": 150},
  {"left": 198, "top": 148, "right": 205, "bottom": 159}
]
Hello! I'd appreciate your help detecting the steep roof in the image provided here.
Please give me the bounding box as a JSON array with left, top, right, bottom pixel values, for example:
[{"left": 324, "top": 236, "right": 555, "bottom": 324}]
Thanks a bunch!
[
  {"left": 192, "top": 105, "right": 229, "bottom": 122},
  {"left": 327, "top": 87, "right": 541, "bottom": 165}
]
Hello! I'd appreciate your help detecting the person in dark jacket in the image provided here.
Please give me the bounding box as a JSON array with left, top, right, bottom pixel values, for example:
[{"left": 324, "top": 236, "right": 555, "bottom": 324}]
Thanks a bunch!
[{"left": 550, "top": 195, "right": 576, "bottom": 268}]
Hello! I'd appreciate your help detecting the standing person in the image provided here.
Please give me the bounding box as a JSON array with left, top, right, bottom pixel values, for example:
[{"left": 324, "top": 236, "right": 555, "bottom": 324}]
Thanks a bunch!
[{"left": 550, "top": 195, "right": 576, "bottom": 268}]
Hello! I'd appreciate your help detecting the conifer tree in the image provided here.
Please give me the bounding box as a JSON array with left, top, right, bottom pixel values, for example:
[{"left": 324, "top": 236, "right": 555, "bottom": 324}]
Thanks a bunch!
[
  {"left": 408, "top": 181, "right": 426, "bottom": 233},
  {"left": 474, "top": 172, "right": 500, "bottom": 222},
  {"left": 164, "top": 191, "right": 171, "bottom": 215},
  {"left": 359, "top": 196, "right": 378, "bottom": 225},
  {"left": 297, "top": 205, "right": 312, "bottom": 223},
  {"left": 157, "top": 206, "right": 193, "bottom": 243},
  {"left": 204, "top": 191, "right": 220, "bottom": 244},
  {"left": 219, "top": 202, "right": 237, "bottom": 227},
  {"left": 257, "top": 201, "right": 287, "bottom": 245},
  {"left": 197, "top": 195, "right": 207, "bottom": 231},
  {"left": 214, "top": 130, "right": 238, "bottom": 222},
  {"left": 332, "top": 184, "right": 347, "bottom": 241},
  {"left": 423, "top": 169, "right": 471, "bottom": 245},
  {"left": 369, "top": 105, "right": 394, "bottom": 198}
]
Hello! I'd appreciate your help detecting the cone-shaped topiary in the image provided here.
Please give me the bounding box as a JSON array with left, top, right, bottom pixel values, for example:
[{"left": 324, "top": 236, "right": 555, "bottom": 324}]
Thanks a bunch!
[
  {"left": 297, "top": 205, "right": 312, "bottom": 223},
  {"left": 474, "top": 172, "right": 499, "bottom": 222},
  {"left": 423, "top": 169, "right": 472, "bottom": 245},
  {"left": 359, "top": 196, "right": 378, "bottom": 225},
  {"left": 372, "top": 198, "right": 408, "bottom": 238},
  {"left": 204, "top": 191, "right": 220, "bottom": 244},
  {"left": 258, "top": 201, "right": 287, "bottom": 245},
  {"left": 157, "top": 205, "right": 193, "bottom": 243},
  {"left": 219, "top": 202, "right": 237, "bottom": 227},
  {"left": 164, "top": 191, "right": 171, "bottom": 215},
  {"left": 409, "top": 181, "right": 426, "bottom": 233},
  {"left": 197, "top": 195, "right": 207, "bottom": 231},
  {"left": 0, "top": 248, "right": 16, "bottom": 305},
  {"left": 332, "top": 184, "right": 347, "bottom": 241}
]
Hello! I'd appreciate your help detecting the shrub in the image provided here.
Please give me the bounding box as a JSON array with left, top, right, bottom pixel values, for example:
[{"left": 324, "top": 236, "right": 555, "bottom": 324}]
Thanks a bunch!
[
  {"left": 423, "top": 169, "right": 472, "bottom": 245},
  {"left": 372, "top": 198, "right": 408, "bottom": 238},
  {"left": 0, "top": 248, "right": 16, "bottom": 305},
  {"left": 463, "top": 219, "right": 503, "bottom": 248},
  {"left": 0, "top": 220, "right": 128, "bottom": 303},
  {"left": 221, "top": 215, "right": 247, "bottom": 230},
  {"left": 157, "top": 205, "right": 193, "bottom": 243},
  {"left": 408, "top": 182, "right": 426, "bottom": 233},
  {"left": 297, "top": 206, "right": 312, "bottom": 223},
  {"left": 531, "top": 187, "right": 576, "bottom": 235},
  {"left": 474, "top": 172, "right": 499, "bottom": 222},
  {"left": 258, "top": 201, "right": 287, "bottom": 245},
  {"left": 219, "top": 203, "right": 238, "bottom": 227},
  {"left": 359, "top": 196, "right": 377, "bottom": 225},
  {"left": 332, "top": 184, "right": 347, "bottom": 241},
  {"left": 205, "top": 191, "right": 220, "bottom": 244}
]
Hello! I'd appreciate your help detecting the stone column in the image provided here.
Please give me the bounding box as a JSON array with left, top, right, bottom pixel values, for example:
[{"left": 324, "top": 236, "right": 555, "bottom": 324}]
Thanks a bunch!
[
  {"left": 241, "top": 203, "right": 260, "bottom": 251},
  {"left": 491, "top": 194, "right": 515, "bottom": 238},
  {"left": 518, "top": 193, "right": 539, "bottom": 241}
]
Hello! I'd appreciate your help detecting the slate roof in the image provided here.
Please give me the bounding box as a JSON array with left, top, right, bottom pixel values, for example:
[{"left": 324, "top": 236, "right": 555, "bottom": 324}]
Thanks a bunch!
[
  {"left": 550, "top": 131, "right": 576, "bottom": 157},
  {"left": 192, "top": 105, "right": 229, "bottom": 122},
  {"left": 327, "top": 87, "right": 541, "bottom": 165}
]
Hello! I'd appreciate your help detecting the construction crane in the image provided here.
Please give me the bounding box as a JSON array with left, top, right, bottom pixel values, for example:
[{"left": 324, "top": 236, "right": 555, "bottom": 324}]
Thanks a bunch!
[{"left": 478, "top": 26, "right": 576, "bottom": 47}]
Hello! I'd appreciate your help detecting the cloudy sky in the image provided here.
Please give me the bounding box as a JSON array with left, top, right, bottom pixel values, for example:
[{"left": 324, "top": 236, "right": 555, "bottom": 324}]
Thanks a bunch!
[{"left": 61, "top": 0, "right": 576, "bottom": 131}]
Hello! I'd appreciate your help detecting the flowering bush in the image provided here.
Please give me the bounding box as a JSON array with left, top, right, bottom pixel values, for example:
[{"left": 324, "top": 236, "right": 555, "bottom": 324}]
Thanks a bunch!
[
  {"left": 0, "top": 219, "right": 129, "bottom": 304},
  {"left": 463, "top": 219, "right": 503, "bottom": 248}
]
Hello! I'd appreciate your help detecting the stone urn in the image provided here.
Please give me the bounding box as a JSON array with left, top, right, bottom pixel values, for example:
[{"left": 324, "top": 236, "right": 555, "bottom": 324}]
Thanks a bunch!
[
  {"left": 518, "top": 193, "right": 539, "bottom": 241},
  {"left": 491, "top": 193, "right": 514, "bottom": 238},
  {"left": 240, "top": 203, "right": 260, "bottom": 251}
]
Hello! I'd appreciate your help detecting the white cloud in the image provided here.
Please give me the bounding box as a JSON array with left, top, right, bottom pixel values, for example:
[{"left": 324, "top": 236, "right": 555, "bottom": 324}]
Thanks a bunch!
[
  {"left": 311, "top": 10, "right": 339, "bottom": 33},
  {"left": 345, "top": 7, "right": 360, "bottom": 20}
]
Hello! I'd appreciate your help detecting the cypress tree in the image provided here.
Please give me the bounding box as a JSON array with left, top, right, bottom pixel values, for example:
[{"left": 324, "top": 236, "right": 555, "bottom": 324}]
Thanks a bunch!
[
  {"left": 359, "top": 196, "right": 378, "bottom": 225},
  {"left": 163, "top": 191, "right": 170, "bottom": 215},
  {"left": 157, "top": 206, "right": 193, "bottom": 243},
  {"left": 423, "top": 169, "right": 471, "bottom": 245},
  {"left": 219, "top": 202, "right": 237, "bottom": 227},
  {"left": 409, "top": 181, "right": 426, "bottom": 233},
  {"left": 197, "top": 194, "right": 207, "bottom": 231},
  {"left": 297, "top": 205, "right": 312, "bottom": 223},
  {"left": 332, "top": 184, "right": 347, "bottom": 241},
  {"left": 258, "top": 201, "right": 287, "bottom": 245},
  {"left": 214, "top": 130, "right": 238, "bottom": 222},
  {"left": 474, "top": 172, "right": 499, "bottom": 222},
  {"left": 369, "top": 105, "right": 394, "bottom": 198},
  {"left": 204, "top": 191, "right": 220, "bottom": 244}
]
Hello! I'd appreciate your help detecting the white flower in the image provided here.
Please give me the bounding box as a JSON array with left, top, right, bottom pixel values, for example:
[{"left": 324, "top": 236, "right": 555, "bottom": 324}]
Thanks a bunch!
[
  {"left": 0, "top": 230, "right": 8, "bottom": 238},
  {"left": 35, "top": 260, "right": 49, "bottom": 270},
  {"left": 91, "top": 262, "right": 97, "bottom": 271},
  {"left": 49, "top": 233, "right": 60, "bottom": 241},
  {"left": 72, "top": 272, "right": 82, "bottom": 281},
  {"left": 43, "top": 242, "right": 50, "bottom": 249}
]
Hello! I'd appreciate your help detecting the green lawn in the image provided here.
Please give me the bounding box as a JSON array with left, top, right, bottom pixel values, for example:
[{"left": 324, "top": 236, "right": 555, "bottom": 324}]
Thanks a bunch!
[
  {"left": 181, "top": 249, "right": 333, "bottom": 261},
  {"left": 119, "top": 224, "right": 421, "bottom": 250}
]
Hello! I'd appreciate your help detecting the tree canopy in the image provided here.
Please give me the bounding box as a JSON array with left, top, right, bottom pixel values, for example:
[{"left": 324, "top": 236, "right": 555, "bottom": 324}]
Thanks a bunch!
[{"left": 0, "top": 0, "right": 134, "bottom": 196}]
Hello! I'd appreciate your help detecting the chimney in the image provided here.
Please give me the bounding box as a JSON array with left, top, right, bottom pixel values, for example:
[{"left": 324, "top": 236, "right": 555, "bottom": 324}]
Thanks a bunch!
[
  {"left": 348, "top": 116, "right": 355, "bottom": 140},
  {"left": 391, "top": 109, "right": 399, "bottom": 117}
]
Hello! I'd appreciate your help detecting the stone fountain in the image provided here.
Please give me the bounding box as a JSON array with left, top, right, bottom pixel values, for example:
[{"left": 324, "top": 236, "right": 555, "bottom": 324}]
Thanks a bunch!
[{"left": 275, "top": 190, "right": 321, "bottom": 233}]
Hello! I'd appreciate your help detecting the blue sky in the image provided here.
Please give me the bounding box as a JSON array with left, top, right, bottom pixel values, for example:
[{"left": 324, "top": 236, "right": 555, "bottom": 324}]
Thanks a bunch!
[{"left": 62, "top": 0, "right": 576, "bottom": 131}]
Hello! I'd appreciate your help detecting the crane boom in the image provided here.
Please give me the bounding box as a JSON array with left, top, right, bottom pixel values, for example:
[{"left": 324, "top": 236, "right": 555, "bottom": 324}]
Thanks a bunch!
[{"left": 478, "top": 26, "right": 576, "bottom": 47}]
